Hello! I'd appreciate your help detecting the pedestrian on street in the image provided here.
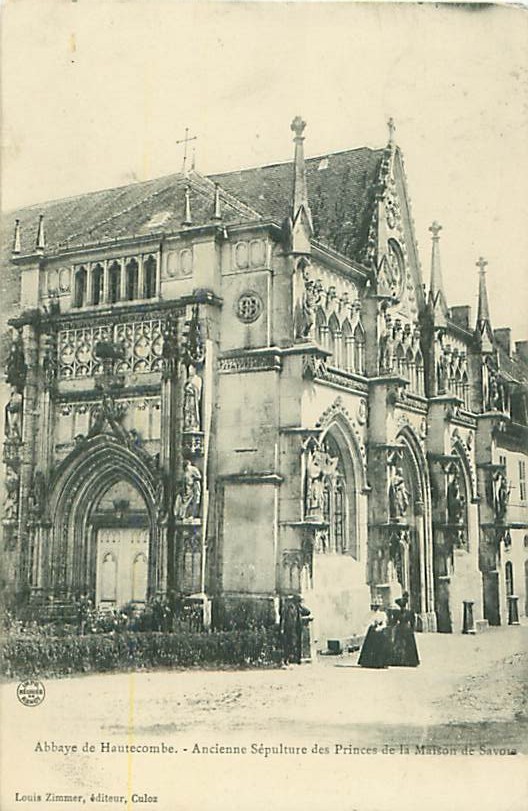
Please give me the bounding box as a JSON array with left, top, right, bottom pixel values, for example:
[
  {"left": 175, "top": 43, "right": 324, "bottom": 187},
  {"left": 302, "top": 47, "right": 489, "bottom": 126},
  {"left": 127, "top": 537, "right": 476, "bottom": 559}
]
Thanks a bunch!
[
  {"left": 390, "top": 591, "right": 420, "bottom": 667},
  {"left": 358, "top": 602, "right": 391, "bottom": 668}
]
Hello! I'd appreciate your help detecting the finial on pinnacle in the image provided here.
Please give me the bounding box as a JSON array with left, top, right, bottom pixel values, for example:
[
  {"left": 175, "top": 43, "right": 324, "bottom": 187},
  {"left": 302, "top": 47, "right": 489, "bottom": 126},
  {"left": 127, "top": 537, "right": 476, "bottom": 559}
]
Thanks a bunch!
[
  {"left": 212, "top": 182, "right": 222, "bottom": 221},
  {"left": 12, "top": 219, "right": 21, "bottom": 254},
  {"left": 35, "top": 214, "right": 45, "bottom": 251},
  {"left": 429, "top": 221, "right": 442, "bottom": 239},
  {"left": 291, "top": 116, "right": 306, "bottom": 139},
  {"left": 182, "top": 184, "right": 192, "bottom": 226},
  {"left": 476, "top": 256, "right": 488, "bottom": 274},
  {"left": 388, "top": 117, "right": 396, "bottom": 145}
]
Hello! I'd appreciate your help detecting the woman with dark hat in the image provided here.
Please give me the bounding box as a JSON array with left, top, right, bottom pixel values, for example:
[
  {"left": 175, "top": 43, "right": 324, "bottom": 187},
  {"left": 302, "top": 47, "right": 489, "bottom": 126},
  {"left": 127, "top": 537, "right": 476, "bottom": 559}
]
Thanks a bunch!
[
  {"left": 358, "top": 602, "right": 391, "bottom": 669},
  {"left": 390, "top": 592, "right": 420, "bottom": 667}
]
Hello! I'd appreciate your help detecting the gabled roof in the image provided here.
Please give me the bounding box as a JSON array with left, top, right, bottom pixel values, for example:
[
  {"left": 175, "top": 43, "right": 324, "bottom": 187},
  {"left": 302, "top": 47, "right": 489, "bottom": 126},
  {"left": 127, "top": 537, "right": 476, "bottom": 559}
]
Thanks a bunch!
[
  {"left": 211, "top": 147, "right": 384, "bottom": 262},
  {"left": 1, "top": 173, "right": 261, "bottom": 259},
  {"left": 498, "top": 346, "right": 528, "bottom": 386},
  {"left": 2, "top": 147, "right": 384, "bottom": 264}
]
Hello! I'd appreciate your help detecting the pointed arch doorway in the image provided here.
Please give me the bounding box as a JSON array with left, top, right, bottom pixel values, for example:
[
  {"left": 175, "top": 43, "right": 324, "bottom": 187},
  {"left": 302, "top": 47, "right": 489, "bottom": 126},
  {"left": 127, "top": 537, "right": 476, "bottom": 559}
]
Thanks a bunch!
[
  {"left": 44, "top": 435, "right": 163, "bottom": 606},
  {"left": 92, "top": 480, "right": 150, "bottom": 609}
]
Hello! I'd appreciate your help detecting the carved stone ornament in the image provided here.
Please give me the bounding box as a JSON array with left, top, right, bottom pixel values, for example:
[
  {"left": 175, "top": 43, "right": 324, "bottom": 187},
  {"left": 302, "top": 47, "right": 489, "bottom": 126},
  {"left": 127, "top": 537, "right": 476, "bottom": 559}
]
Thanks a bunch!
[
  {"left": 236, "top": 292, "right": 263, "bottom": 324},
  {"left": 357, "top": 398, "right": 368, "bottom": 425},
  {"left": 6, "top": 330, "right": 27, "bottom": 394},
  {"left": 183, "top": 304, "right": 205, "bottom": 367},
  {"left": 161, "top": 313, "right": 179, "bottom": 380}
]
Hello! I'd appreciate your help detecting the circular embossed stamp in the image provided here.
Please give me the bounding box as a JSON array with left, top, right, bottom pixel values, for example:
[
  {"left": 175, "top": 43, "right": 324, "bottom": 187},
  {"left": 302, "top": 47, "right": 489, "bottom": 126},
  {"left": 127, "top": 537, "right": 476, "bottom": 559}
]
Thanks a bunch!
[{"left": 17, "top": 680, "right": 45, "bottom": 707}]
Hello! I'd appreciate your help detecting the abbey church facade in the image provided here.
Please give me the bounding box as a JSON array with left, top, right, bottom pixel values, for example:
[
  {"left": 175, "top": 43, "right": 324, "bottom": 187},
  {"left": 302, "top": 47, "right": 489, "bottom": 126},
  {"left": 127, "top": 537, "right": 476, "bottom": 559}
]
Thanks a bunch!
[{"left": 2, "top": 118, "right": 527, "bottom": 645}]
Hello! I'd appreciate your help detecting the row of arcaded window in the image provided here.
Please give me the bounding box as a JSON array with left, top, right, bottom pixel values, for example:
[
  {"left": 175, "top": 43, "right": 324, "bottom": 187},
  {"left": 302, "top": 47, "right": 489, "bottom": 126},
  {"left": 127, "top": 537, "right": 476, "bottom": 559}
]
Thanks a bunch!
[
  {"left": 73, "top": 256, "right": 157, "bottom": 308},
  {"left": 317, "top": 315, "right": 366, "bottom": 376}
]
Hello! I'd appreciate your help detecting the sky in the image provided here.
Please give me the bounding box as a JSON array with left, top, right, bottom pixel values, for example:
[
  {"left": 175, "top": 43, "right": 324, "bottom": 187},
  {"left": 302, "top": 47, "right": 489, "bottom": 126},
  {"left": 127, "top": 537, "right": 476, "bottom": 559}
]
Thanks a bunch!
[{"left": 1, "top": 0, "right": 527, "bottom": 340}]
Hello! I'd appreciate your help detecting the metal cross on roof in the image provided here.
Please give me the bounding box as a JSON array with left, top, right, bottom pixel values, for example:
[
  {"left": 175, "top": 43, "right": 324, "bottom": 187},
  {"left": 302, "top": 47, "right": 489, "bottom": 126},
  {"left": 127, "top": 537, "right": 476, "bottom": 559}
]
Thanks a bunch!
[
  {"left": 476, "top": 256, "right": 488, "bottom": 274},
  {"left": 175, "top": 127, "right": 198, "bottom": 174},
  {"left": 387, "top": 117, "right": 396, "bottom": 145}
]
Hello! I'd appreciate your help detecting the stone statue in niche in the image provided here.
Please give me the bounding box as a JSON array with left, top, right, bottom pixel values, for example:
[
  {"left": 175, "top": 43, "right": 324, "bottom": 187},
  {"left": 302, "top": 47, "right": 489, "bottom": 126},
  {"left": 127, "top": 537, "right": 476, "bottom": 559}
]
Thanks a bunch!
[
  {"left": 488, "top": 371, "right": 506, "bottom": 413},
  {"left": 183, "top": 365, "right": 202, "bottom": 432},
  {"left": 4, "top": 392, "right": 22, "bottom": 443},
  {"left": 174, "top": 459, "right": 202, "bottom": 522},
  {"left": 298, "top": 266, "right": 322, "bottom": 340},
  {"left": 492, "top": 471, "right": 510, "bottom": 521},
  {"left": 305, "top": 442, "right": 338, "bottom": 521},
  {"left": 379, "top": 323, "right": 395, "bottom": 374},
  {"left": 388, "top": 466, "right": 410, "bottom": 520},
  {"left": 389, "top": 529, "right": 409, "bottom": 588},
  {"left": 4, "top": 467, "right": 20, "bottom": 521},
  {"left": 154, "top": 474, "right": 168, "bottom": 524},
  {"left": 28, "top": 470, "right": 46, "bottom": 520},
  {"left": 447, "top": 470, "right": 465, "bottom": 525},
  {"left": 6, "top": 330, "right": 27, "bottom": 394},
  {"left": 437, "top": 355, "right": 447, "bottom": 394}
]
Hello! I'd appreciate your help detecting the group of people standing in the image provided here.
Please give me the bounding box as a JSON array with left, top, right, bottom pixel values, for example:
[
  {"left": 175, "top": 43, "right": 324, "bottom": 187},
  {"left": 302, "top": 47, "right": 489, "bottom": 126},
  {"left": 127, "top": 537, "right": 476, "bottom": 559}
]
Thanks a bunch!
[{"left": 358, "top": 592, "right": 420, "bottom": 669}]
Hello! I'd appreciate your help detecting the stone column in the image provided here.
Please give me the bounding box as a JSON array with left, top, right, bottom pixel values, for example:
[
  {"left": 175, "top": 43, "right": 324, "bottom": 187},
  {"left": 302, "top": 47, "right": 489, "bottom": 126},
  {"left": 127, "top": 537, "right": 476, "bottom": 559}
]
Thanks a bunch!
[{"left": 17, "top": 322, "right": 39, "bottom": 596}]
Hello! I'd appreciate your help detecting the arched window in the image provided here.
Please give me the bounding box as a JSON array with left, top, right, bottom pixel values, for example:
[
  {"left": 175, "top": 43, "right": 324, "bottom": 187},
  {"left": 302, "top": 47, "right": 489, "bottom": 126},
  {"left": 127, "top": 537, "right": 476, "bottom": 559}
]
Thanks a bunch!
[
  {"left": 328, "top": 314, "right": 340, "bottom": 366},
  {"left": 108, "top": 261, "right": 121, "bottom": 304},
  {"left": 454, "top": 366, "right": 463, "bottom": 401},
  {"left": 143, "top": 255, "right": 157, "bottom": 299},
  {"left": 74, "top": 266, "right": 87, "bottom": 308},
  {"left": 100, "top": 552, "right": 117, "bottom": 602},
  {"left": 405, "top": 347, "right": 415, "bottom": 388},
  {"left": 353, "top": 323, "right": 365, "bottom": 374},
  {"left": 316, "top": 307, "right": 327, "bottom": 350},
  {"left": 132, "top": 552, "right": 148, "bottom": 602},
  {"left": 395, "top": 343, "right": 405, "bottom": 377},
  {"left": 92, "top": 263, "right": 104, "bottom": 305},
  {"left": 505, "top": 561, "right": 514, "bottom": 597},
  {"left": 342, "top": 319, "right": 353, "bottom": 372},
  {"left": 319, "top": 432, "right": 356, "bottom": 556},
  {"left": 415, "top": 350, "right": 425, "bottom": 395},
  {"left": 126, "top": 258, "right": 139, "bottom": 301},
  {"left": 462, "top": 371, "right": 470, "bottom": 410}
]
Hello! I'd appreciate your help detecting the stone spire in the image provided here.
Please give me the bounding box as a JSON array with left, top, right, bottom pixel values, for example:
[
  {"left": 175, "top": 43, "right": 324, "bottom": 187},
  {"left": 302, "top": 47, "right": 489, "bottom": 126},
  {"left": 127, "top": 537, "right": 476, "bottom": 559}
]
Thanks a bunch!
[
  {"left": 476, "top": 257, "right": 493, "bottom": 350},
  {"left": 35, "top": 214, "right": 45, "bottom": 252},
  {"left": 427, "top": 221, "right": 448, "bottom": 321},
  {"left": 476, "top": 257, "right": 490, "bottom": 325},
  {"left": 182, "top": 184, "right": 192, "bottom": 226},
  {"left": 212, "top": 182, "right": 222, "bottom": 221},
  {"left": 12, "top": 219, "right": 21, "bottom": 255},
  {"left": 290, "top": 116, "right": 313, "bottom": 233}
]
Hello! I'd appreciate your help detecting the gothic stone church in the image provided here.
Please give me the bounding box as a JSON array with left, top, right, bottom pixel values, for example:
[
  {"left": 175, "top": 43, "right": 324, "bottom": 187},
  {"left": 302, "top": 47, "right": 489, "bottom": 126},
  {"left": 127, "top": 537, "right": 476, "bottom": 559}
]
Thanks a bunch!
[{"left": 2, "top": 118, "right": 528, "bottom": 645}]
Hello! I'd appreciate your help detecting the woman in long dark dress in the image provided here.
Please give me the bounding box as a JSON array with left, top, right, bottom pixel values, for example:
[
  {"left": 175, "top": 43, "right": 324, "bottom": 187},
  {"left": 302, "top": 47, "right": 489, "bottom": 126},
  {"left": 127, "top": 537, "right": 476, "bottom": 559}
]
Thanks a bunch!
[
  {"left": 358, "top": 604, "right": 390, "bottom": 669},
  {"left": 390, "top": 592, "right": 420, "bottom": 667}
]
